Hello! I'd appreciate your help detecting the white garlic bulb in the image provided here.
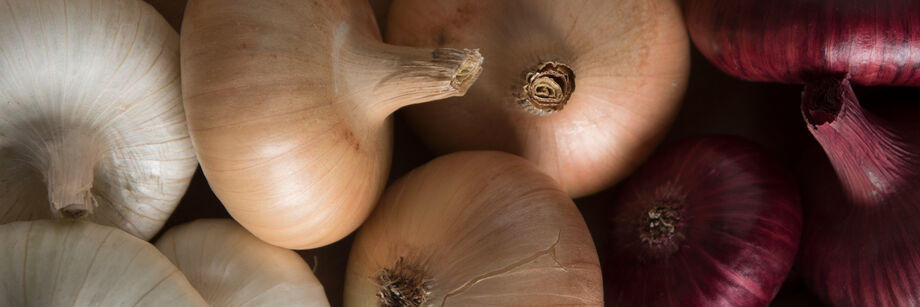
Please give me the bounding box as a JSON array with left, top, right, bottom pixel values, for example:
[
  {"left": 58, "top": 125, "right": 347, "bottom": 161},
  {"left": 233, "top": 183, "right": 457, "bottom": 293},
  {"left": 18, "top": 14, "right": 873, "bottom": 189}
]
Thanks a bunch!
[
  {"left": 0, "top": 0, "right": 197, "bottom": 239},
  {"left": 155, "top": 219, "right": 330, "bottom": 306},
  {"left": 0, "top": 220, "right": 207, "bottom": 306}
]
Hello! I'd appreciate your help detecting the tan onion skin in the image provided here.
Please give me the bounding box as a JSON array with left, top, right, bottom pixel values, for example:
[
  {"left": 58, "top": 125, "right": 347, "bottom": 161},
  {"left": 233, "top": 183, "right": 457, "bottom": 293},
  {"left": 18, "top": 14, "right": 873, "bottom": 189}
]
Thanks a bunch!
[
  {"left": 388, "top": 0, "right": 690, "bottom": 197},
  {"left": 155, "top": 219, "right": 330, "bottom": 306},
  {"left": 0, "top": 220, "right": 207, "bottom": 306},
  {"left": 181, "top": 0, "right": 482, "bottom": 249},
  {"left": 345, "top": 151, "right": 602, "bottom": 306}
]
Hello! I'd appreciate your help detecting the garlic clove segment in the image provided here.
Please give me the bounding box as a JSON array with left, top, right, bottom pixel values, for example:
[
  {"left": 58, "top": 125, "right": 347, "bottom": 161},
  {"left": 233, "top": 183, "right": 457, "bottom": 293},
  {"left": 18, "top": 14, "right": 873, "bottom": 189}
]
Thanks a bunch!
[
  {"left": 155, "top": 219, "right": 330, "bottom": 306},
  {"left": 344, "top": 151, "right": 603, "bottom": 306},
  {"left": 387, "top": 0, "right": 690, "bottom": 197},
  {"left": 0, "top": 0, "right": 198, "bottom": 240},
  {"left": 181, "top": 0, "right": 483, "bottom": 249},
  {"left": 0, "top": 220, "right": 207, "bottom": 306}
]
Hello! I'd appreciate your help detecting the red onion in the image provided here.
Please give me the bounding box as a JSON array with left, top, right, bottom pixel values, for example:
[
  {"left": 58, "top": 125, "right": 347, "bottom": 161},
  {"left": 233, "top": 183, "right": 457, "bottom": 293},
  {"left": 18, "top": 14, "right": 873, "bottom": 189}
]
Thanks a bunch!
[
  {"left": 606, "top": 136, "right": 802, "bottom": 306},
  {"left": 686, "top": 1, "right": 920, "bottom": 87},
  {"left": 686, "top": 1, "right": 920, "bottom": 305},
  {"left": 798, "top": 78, "right": 920, "bottom": 307}
]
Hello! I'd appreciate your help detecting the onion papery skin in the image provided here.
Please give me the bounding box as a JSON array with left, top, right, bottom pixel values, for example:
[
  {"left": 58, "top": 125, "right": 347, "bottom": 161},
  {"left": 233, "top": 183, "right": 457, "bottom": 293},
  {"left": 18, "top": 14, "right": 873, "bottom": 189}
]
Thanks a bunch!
[
  {"left": 686, "top": 2, "right": 920, "bottom": 305},
  {"left": 606, "top": 136, "right": 802, "bottom": 307},
  {"left": 798, "top": 77, "right": 920, "bottom": 307},
  {"left": 155, "top": 219, "right": 330, "bottom": 306},
  {"left": 180, "top": 0, "right": 482, "bottom": 249},
  {"left": 387, "top": 0, "right": 690, "bottom": 197},
  {"left": 686, "top": 0, "right": 920, "bottom": 87},
  {"left": 0, "top": 220, "right": 207, "bottom": 306},
  {"left": 345, "top": 151, "right": 602, "bottom": 306},
  {"left": 0, "top": 0, "right": 197, "bottom": 240}
]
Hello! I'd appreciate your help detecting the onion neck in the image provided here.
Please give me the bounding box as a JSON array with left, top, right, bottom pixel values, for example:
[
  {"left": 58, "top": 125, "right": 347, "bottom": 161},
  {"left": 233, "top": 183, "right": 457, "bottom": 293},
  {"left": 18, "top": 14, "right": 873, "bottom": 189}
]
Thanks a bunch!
[
  {"left": 518, "top": 61, "right": 575, "bottom": 115},
  {"left": 336, "top": 32, "right": 483, "bottom": 124},
  {"left": 802, "top": 75, "right": 917, "bottom": 206},
  {"left": 36, "top": 129, "right": 101, "bottom": 218},
  {"left": 376, "top": 257, "right": 432, "bottom": 307},
  {"left": 637, "top": 183, "right": 685, "bottom": 259}
]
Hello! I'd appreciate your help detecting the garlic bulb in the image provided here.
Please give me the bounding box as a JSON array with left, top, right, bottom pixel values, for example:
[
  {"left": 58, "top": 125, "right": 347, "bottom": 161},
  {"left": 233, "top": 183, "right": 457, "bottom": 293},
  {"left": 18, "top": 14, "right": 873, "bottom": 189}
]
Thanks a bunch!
[
  {"left": 387, "top": 0, "right": 690, "bottom": 197},
  {"left": 0, "top": 0, "right": 197, "bottom": 239},
  {"left": 181, "top": 0, "right": 483, "bottom": 249},
  {"left": 345, "top": 151, "right": 602, "bottom": 306},
  {"left": 155, "top": 219, "right": 330, "bottom": 306},
  {"left": 0, "top": 220, "right": 207, "bottom": 306}
]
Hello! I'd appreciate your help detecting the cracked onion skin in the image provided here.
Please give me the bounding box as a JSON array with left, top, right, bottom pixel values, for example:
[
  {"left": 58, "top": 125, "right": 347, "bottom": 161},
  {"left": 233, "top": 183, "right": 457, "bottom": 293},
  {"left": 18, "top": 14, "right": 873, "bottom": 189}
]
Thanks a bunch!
[
  {"left": 386, "top": 0, "right": 690, "bottom": 197},
  {"left": 180, "top": 0, "right": 482, "bottom": 249},
  {"left": 606, "top": 136, "right": 802, "bottom": 307},
  {"left": 344, "top": 151, "right": 602, "bottom": 306}
]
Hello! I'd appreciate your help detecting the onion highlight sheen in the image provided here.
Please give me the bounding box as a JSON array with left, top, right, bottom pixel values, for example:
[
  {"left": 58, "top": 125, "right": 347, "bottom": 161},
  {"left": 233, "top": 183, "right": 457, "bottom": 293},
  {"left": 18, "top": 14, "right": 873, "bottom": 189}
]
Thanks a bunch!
[{"left": 606, "top": 136, "right": 802, "bottom": 307}]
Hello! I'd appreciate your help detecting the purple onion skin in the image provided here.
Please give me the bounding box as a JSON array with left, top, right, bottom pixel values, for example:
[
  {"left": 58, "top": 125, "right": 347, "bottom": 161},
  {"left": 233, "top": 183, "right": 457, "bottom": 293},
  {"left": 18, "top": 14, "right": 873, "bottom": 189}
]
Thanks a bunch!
[
  {"left": 687, "top": 1, "right": 920, "bottom": 305},
  {"left": 606, "top": 136, "right": 802, "bottom": 307},
  {"left": 799, "top": 77, "right": 920, "bottom": 307},
  {"left": 686, "top": 0, "right": 920, "bottom": 87}
]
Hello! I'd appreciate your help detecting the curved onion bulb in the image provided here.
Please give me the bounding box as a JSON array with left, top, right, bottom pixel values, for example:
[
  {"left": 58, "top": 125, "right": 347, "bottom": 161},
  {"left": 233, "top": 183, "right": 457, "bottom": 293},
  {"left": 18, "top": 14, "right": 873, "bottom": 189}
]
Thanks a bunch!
[
  {"left": 606, "top": 136, "right": 802, "bottom": 306},
  {"left": 181, "top": 0, "right": 483, "bottom": 249},
  {"left": 155, "top": 219, "right": 330, "bottom": 306},
  {"left": 797, "top": 79, "right": 920, "bottom": 307},
  {"left": 345, "top": 151, "right": 602, "bottom": 306},
  {"left": 386, "top": 0, "right": 690, "bottom": 197},
  {"left": 0, "top": 220, "right": 207, "bottom": 306},
  {"left": 686, "top": 1, "right": 920, "bottom": 305},
  {"left": 0, "top": 0, "right": 197, "bottom": 239}
]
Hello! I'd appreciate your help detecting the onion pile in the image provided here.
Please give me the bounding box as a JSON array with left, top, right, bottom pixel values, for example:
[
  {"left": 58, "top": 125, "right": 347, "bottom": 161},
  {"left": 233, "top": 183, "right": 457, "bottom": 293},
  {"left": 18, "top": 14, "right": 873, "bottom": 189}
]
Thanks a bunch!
[
  {"left": 687, "top": 0, "right": 920, "bottom": 305},
  {"left": 5, "top": 0, "right": 917, "bottom": 305}
]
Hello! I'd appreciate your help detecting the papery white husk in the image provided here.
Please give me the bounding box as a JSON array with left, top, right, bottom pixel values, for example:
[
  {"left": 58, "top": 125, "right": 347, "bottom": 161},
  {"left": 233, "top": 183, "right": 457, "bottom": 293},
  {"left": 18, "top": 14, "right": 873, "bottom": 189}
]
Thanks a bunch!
[
  {"left": 0, "top": 0, "right": 197, "bottom": 239},
  {"left": 0, "top": 220, "right": 207, "bottom": 306},
  {"left": 155, "top": 219, "right": 330, "bottom": 306}
]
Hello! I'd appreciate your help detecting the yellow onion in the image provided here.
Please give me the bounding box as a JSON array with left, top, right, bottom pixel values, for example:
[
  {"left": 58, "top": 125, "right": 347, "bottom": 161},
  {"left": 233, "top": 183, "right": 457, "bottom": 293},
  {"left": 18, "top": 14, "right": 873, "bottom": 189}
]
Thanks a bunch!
[
  {"left": 386, "top": 0, "right": 689, "bottom": 197},
  {"left": 345, "top": 151, "right": 602, "bottom": 306},
  {"left": 180, "top": 0, "right": 483, "bottom": 249}
]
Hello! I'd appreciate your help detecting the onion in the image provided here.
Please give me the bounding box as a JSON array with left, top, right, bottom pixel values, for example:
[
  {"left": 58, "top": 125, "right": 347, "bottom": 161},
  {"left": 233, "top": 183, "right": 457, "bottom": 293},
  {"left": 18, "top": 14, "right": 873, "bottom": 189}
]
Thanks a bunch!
[
  {"left": 155, "top": 219, "right": 329, "bottom": 306},
  {"left": 180, "top": 0, "right": 483, "bottom": 249},
  {"left": 0, "top": 0, "right": 197, "bottom": 239},
  {"left": 605, "top": 136, "right": 802, "bottom": 306},
  {"left": 797, "top": 78, "right": 920, "bottom": 307},
  {"left": 686, "top": 1, "right": 920, "bottom": 305},
  {"left": 344, "top": 151, "right": 602, "bottom": 306},
  {"left": 0, "top": 220, "right": 207, "bottom": 306},
  {"left": 385, "top": 0, "right": 690, "bottom": 197}
]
